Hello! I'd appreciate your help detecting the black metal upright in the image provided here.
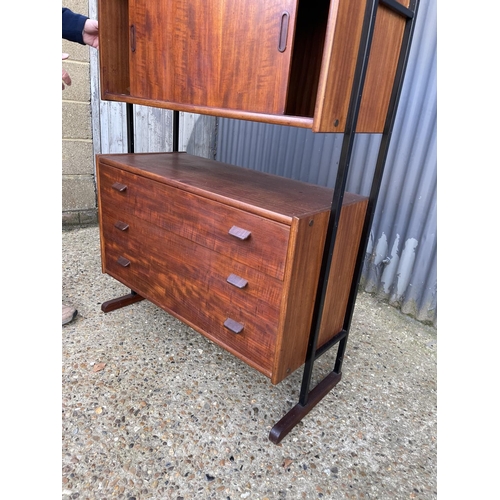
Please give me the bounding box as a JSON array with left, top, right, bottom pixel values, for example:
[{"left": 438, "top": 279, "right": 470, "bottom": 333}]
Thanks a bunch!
[
  {"left": 126, "top": 103, "right": 134, "bottom": 154},
  {"left": 172, "top": 110, "right": 180, "bottom": 152},
  {"left": 269, "top": 0, "right": 420, "bottom": 444},
  {"left": 126, "top": 105, "right": 180, "bottom": 153}
]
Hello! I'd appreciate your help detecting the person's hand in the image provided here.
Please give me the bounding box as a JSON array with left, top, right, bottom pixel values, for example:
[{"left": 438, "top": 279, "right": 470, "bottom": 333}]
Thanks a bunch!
[
  {"left": 62, "top": 53, "right": 71, "bottom": 90},
  {"left": 83, "top": 19, "right": 99, "bottom": 49}
]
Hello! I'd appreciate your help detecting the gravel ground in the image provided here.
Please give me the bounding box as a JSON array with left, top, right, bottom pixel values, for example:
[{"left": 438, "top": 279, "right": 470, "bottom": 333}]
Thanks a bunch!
[{"left": 62, "top": 226, "right": 437, "bottom": 500}]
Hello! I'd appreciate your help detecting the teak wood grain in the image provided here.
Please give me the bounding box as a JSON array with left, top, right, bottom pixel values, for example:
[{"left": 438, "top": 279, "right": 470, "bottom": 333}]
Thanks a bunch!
[
  {"left": 98, "top": 152, "right": 344, "bottom": 222},
  {"left": 101, "top": 208, "right": 282, "bottom": 377},
  {"left": 317, "top": 196, "right": 369, "bottom": 348},
  {"left": 97, "top": 152, "right": 368, "bottom": 384},
  {"left": 98, "top": 0, "right": 410, "bottom": 133},
  {"left": 98, "top": 163, "right": 291, "bottom": 280},
  {"left": 356, "top": 0, "right": 411, "bottom": 132}
]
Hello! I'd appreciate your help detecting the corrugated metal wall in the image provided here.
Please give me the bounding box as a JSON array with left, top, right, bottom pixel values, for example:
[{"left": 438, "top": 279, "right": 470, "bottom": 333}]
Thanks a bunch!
[{"left": 216, "top": 0, "right": 437, "bottom": 326}]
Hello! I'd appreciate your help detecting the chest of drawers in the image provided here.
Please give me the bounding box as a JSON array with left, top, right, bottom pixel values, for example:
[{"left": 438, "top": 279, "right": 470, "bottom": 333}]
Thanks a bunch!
[{"left": 97, "top": 152, "right": 367, "bottom": 384}]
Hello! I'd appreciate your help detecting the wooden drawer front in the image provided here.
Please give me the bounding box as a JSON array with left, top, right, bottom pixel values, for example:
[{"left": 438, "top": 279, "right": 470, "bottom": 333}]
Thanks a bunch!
[
  {"left": 99, "top": 163, "right": 290, "bottom": 280},
  {"left": 101, "top": 210, "right": 282, "bottom": 375}
]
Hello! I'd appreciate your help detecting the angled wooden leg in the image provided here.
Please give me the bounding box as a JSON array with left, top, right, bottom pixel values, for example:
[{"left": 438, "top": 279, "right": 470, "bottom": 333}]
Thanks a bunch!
[
  {"left": 269, "top": 370, "right": 342, "bottom": 444},
  {"left": 101, "top": 290, "right": 145, "bottom": 313}
]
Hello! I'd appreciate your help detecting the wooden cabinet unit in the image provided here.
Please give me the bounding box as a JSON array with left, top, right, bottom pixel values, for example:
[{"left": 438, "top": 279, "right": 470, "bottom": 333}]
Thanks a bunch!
[
  {"left": 95, "top": 0, "right": 420, "bottom": 441},
  {"left": 98, "top": 0, "right": 410, "bottom": 132},
  {"left": 97, "top": 152, "right": 368, "bottom": 384}
]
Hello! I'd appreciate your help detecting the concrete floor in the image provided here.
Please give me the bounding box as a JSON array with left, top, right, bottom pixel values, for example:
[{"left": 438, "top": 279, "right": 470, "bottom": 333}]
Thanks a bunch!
[{"left": 62, "top": 226, "right": 437, "bottom": 499}]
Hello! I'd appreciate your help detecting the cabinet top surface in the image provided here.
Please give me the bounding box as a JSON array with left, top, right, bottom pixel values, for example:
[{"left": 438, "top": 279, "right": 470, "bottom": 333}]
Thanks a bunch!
[{"left": 98, "top": 153, "right": 365, "bottom": 222}]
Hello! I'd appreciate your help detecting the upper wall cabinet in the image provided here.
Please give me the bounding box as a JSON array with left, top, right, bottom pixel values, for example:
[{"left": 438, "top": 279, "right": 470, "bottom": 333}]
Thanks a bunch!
[{"left": 99, "top": 0, "right": 410, "bottom": 133}]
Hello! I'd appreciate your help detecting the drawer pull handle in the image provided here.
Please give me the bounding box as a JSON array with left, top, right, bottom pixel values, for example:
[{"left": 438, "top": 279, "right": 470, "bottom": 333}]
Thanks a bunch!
[
  {"left": 227, "top": 273, "right": 248, "bottom": 289},
  {"left": 117, "top": 256, "right": 130, "bottom": 267},
  {"left": 114, "top": 221, "right": 129, "bottom": 231},
  {"left": 228, "top": 225, "right": 251, "bottom": 240},
  {"left": 112, "top": 182, "right": 128, "bottom": 192},
  {"left": 224, "top": 318, "right": 244, "bottom": 334}
]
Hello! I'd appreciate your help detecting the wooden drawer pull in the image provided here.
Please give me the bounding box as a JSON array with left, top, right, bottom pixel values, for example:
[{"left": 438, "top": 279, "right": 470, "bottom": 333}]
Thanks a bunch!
[
  {"left": 224, "top": 318, "right": 244, "bottom": 334},
  {"left": 117, "top": 256, "right": 131, "bottom": 267},
  {"left": 114, "top": 221, "right": 129, "bottom": 231},
  {"left": 111, "top": 182, "right": 128, "bottom": 192},
  {"left": 227, "top": 273, "right": 248, "bottom": 289},
  {"left": 228, "top": 225, "right": 251, "bottom": 240}
]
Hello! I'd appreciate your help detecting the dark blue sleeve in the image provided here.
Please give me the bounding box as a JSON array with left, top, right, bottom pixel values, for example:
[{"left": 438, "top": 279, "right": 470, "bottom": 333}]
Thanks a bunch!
[{"left": 62, "top": 7, "right": 88, "bottom": 45}]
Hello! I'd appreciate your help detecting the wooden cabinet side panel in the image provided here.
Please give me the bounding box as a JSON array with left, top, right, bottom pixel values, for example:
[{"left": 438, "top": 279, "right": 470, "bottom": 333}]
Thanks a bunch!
[
  {"left": 314, "top": 0, "right": 409, "bottom": 133},
  {"left": 99, "top": 0, "right": 130, "bottom": 96},
  {"left": 313, "top": 0, "right": 365, "bottom": 132},
  {"left": 317, "top": 197, "right": 368, "bottom": 347},
  {"left": 272, "top": 195, "right": 368, "bottom": 383},
  {"left": 356, "top": 3, "right": 409, "bottom": 132},
  {"left": 271, "top": 211, "right": 330, "bottom": 384}
]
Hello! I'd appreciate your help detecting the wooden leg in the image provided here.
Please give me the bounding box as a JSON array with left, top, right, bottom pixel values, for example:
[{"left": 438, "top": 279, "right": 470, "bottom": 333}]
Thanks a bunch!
[
  {"left": 269, "top": 370, "right": 342, "bottom": 444},
  {"left": 101, "top": 290, "right": 145, "bottom": 313}
]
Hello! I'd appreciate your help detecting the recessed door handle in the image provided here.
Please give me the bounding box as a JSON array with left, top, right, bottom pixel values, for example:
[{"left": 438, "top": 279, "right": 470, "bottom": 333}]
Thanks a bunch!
[
  {"left": 278, "top": 12, "right": 290, "bottom": 52},
  {"left": 130, "top": 24, "right": 136, "bottom": 52}
]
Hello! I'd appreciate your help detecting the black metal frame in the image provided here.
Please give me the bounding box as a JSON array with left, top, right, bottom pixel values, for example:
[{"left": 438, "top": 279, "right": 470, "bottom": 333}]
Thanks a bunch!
[
  {"left": 118, "top": 0, "right": 419, "bottom": 445},
  {"left": 269, "top": 0, "right": 419, "bottom": 444}
]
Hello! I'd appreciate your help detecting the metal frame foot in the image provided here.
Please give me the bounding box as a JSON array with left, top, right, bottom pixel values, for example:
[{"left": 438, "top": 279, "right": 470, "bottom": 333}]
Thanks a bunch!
[{"left": 269, "top": 371, "right": 342, "bottom": 444}]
